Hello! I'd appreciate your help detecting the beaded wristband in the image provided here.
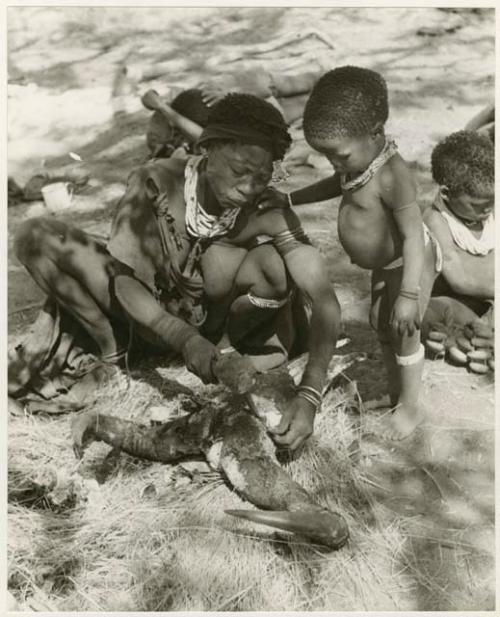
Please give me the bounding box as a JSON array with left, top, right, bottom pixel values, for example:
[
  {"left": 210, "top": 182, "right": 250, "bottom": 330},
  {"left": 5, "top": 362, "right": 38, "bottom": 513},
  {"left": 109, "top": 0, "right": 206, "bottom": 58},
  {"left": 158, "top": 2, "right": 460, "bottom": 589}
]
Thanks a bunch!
[
  {"left": 297, "top": 384, "right": 322, "bottom": 409},
  {"left": 298, "top": 384, "right": 323, "bottom": 401},
  {"left": 297, "top": 391, "right": 321, "bottom": 409}
]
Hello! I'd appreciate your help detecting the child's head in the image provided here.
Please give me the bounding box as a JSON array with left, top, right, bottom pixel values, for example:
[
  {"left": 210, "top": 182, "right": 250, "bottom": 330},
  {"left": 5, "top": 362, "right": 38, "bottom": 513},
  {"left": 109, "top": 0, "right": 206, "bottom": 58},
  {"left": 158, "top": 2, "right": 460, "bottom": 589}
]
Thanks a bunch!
[
  {"left": 303, "top": 66, "right": 389, "bottom": 174},
  {"left": 171, "top": 88, "right": 210, "bottom": 128},
  {"left": 431, "top": 130, "right": 494, "bottom": 223}
]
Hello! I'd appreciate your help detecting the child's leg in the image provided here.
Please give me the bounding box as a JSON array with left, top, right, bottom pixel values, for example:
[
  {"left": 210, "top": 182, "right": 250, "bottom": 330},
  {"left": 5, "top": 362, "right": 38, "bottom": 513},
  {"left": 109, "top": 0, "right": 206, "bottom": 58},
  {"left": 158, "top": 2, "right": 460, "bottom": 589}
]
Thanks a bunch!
[
  {"left": 376, "top": 336, "right": 400, "bottom": 408},
  {"left": 383, "top": 241, "right": 438, "bottom": 439},
  {"left": 384, "top": 330, "right": 426, "bottom": 439},
  {"left": 365, "top": 270, "right": 400, "bottom": 409}
]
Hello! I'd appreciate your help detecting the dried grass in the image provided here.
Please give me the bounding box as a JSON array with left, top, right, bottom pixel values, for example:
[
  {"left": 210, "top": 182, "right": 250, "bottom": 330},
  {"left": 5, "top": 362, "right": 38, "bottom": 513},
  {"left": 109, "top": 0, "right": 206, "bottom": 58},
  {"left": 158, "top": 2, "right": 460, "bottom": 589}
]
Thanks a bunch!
[{"left": 8, "top": 368, "right": 422, "bottom": 612}]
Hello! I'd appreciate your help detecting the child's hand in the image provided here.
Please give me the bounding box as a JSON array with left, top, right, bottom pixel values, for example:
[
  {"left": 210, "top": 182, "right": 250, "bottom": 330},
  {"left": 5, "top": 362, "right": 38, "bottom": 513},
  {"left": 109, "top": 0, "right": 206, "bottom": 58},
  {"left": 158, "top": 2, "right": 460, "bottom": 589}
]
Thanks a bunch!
[
  {"left": 256, "top": 187, "right": 290, "bottom": 211},
  {"left": 390, "top": 295, "right": 421, "bottom": 337},
  {"left": 199, "top": 83, "right": 227, "bottom": 106}
]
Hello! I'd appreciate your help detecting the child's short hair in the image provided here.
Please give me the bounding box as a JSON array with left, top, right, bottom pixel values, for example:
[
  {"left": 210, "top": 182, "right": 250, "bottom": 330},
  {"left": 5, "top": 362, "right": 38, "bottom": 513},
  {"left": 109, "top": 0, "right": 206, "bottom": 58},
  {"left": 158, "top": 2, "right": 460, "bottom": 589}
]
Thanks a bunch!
[
  {"left": 431, "top": 130, "right": 494, "bottom": 197},
  {"left": 171, "top": 89, "right": 210, "bottom": 127},
  {"left": 303, "top": 66, "right": 389, "bottom": 141}
]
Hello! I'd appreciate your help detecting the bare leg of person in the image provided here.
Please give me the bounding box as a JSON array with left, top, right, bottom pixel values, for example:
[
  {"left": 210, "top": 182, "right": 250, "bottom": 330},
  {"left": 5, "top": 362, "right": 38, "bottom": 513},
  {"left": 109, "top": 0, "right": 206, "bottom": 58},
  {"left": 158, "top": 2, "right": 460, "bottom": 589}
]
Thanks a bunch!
[
  {"left": 224, "top": 244, "right": 289, "bottom": 351},
  {"left": 15, "top": 217, "right": 124, "bottom": 357},
  {"left": 364, "top": 272, "right": 399, "bottom": 411},
  {"left": 383, "top": 243, "right": 437, "bottom": 440},
  {"left": 382, "top": 332, "right": 425, "bottom": 440},
  {"left": 200, "top": 242, "right": 248, "bottom": 343},
  {"left": 363, "top": 336, "right": 399, "bottom": 411}
]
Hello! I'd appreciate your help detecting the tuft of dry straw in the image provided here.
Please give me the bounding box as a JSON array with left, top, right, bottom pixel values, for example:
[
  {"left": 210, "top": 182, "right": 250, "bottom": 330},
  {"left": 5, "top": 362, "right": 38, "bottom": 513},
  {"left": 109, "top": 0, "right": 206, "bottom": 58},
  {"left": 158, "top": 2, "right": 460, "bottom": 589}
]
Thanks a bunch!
[{"left": 7, "top": 361, "right": 486, "bottom": 611}]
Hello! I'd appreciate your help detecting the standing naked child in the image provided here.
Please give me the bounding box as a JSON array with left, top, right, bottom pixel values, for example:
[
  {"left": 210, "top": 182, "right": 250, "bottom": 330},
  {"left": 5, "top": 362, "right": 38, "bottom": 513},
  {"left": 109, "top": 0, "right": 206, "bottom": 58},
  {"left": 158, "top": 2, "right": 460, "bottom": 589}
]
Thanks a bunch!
[{"left": 260, "top": 66, "right": 440, "bottom": 440}]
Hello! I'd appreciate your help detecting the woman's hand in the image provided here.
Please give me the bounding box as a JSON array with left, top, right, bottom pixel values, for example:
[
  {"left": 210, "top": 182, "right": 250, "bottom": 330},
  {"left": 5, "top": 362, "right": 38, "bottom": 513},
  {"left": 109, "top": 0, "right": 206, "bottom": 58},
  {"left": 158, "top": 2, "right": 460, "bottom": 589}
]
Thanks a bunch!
[
  {"left": 268, "top": 395, "right": 316, "bottom": 451},
  {"left": 391, "top": 295, "right": 420, "bottom": 337},
  {"left": 256, "top": 186, "right": 290, "bottom": 211},
  {"left": 182, "top": 335, "right": 219, "bottom": 384},
  {"left": 212, "top": 351, "right": 258, "bottom": 393}
]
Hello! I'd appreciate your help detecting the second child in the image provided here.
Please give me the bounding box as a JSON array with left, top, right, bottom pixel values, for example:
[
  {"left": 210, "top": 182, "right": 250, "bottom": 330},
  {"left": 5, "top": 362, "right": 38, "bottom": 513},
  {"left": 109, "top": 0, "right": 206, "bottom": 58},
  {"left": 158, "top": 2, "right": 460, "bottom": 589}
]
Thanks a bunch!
[{"left": 262, "top": 66, "right": 441, "bottom": 439}]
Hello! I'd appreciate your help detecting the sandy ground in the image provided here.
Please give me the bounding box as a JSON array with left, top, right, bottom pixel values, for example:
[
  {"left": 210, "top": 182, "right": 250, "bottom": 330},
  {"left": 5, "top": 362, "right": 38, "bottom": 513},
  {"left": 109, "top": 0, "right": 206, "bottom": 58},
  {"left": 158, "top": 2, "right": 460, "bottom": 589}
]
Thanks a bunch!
[{"left": 7, "top": 6, "right": 495, "bottom": 611}]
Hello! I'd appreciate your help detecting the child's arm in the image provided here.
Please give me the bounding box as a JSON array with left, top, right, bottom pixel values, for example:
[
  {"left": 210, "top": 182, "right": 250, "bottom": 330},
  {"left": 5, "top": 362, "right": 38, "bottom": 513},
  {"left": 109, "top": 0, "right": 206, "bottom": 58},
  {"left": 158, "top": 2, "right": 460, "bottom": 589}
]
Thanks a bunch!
[
  {"left": 290, "top": 174, "right": 342, "bottom": 205},
  {"left": 142, "top": 90, "right": 203, "bottom": 142},
  {"left": 257, "top": 174, "right": 342, "bottom": 210},
  {"left": 381, "top": 166, "right": 424, "bottom": 337}
]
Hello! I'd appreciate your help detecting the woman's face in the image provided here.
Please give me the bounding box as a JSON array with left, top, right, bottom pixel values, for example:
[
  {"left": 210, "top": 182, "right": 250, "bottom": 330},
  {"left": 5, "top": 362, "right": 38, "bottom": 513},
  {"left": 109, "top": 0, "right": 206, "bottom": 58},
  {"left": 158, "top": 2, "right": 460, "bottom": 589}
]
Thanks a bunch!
[{"left": 205, "top": 142, "right": 273, "bottom": 209}]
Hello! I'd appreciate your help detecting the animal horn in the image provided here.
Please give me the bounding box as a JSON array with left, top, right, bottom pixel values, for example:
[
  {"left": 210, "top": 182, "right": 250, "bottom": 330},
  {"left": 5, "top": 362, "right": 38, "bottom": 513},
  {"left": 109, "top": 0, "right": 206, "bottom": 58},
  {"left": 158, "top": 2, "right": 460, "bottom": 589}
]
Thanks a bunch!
[{"left": 225, "top": 509, "right": 349, "bottom": 550}]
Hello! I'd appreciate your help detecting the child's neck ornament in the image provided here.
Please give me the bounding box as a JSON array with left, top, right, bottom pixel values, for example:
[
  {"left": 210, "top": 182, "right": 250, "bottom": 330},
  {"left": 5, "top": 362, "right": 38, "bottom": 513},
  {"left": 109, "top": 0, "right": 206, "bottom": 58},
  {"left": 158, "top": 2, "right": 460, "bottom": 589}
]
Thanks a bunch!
[{"left": 341, "top": 137, "right": 398, "bottom": 192}]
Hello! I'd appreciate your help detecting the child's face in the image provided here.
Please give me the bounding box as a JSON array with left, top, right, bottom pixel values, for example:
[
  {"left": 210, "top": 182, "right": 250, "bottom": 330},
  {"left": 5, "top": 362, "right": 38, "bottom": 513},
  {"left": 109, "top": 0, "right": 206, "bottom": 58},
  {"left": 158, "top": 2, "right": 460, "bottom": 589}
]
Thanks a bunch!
[
  {"left": 307, "top": 132, "right": 382, "bottom": 175},
  {"left": 447, "top": 191, "right": 494, "bottom": 224}
]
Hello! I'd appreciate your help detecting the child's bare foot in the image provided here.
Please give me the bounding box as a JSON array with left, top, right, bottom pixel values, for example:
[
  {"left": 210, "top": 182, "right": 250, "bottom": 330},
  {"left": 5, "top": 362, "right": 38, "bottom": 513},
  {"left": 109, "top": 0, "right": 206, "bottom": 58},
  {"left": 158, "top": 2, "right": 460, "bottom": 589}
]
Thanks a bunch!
[
  {"left": 363, "top": 393, "right": 394, "bottom": 410},
  {"left": 382, "top": 404, "right": 425, "bottom": 440}
]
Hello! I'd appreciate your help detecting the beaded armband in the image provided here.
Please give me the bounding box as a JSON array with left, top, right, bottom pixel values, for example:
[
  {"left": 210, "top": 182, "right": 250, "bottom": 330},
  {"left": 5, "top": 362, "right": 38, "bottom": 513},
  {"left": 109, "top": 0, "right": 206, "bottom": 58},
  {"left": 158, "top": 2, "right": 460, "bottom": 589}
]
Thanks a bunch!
[{"left": 272, "top": 226, "right": 311, "bottom": 257}]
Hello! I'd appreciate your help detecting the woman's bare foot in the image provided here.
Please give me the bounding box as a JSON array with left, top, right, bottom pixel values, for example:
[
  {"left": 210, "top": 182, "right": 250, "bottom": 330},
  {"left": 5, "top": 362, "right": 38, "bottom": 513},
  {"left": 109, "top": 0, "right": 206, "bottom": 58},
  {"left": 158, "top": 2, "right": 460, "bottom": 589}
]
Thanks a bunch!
[
  {"left": 363, "top": 393, "right": 394, "bottom": 411},
  {"left": 382, "top": 404, "right": 425, "bottom": 440}
]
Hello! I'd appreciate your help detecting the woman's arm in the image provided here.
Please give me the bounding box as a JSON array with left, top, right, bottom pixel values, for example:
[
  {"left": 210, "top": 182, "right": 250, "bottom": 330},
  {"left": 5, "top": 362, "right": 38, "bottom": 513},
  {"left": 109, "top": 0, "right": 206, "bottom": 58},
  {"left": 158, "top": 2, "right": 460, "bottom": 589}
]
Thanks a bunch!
[{"left": 256, "top": 208, "right": 341, "bottom": 450}]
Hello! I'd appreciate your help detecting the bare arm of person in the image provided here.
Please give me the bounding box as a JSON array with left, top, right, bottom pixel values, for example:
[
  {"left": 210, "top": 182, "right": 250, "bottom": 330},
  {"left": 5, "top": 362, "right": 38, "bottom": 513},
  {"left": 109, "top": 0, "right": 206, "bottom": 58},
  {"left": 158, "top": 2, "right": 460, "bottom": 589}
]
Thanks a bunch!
[
  {"left": 109, "top": 165, "right": 218, "bottom": 382},
  {"left": 198, "top": 85, "right": 284, "bottom": 113},
  {"left": 257, "top": 173, "right": 342, "bottom": 210},
  {"left": 257, "top": 208, "right": 341, "bottom": 449},
  {"left": 465, "top": 101, "right": 495, "bottom": 132},
  {"left": 380, "top": 164, "right": 423, "bottom": 336},
  {"left": 142, "top": 90, "right": 203, "bottom": 142},
  {"left": 424, "top": 209, "right": 494, "bottom": 298}
]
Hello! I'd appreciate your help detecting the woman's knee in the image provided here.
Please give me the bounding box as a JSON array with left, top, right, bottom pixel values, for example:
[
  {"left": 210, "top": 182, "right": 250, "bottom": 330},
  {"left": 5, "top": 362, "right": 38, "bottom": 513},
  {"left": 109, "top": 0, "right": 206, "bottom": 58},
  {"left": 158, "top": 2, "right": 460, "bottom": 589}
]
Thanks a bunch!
[
  {"left": 202, "top": 244, "right": 247, "bottom": 301},
  {"left": 235, "top": 245, "right": 288, "bottom": 298},
  {"left": 14, "top": 216, "right": 65, "bottom": 265}
]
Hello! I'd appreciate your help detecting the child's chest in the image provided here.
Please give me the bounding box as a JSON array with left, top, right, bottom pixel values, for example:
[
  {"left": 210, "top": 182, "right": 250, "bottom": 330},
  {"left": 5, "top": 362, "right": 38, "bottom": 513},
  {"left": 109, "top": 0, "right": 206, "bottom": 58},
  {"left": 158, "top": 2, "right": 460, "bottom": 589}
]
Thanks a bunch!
[{"left": 338, "top": 184, "right": 391, "bottom": 229}]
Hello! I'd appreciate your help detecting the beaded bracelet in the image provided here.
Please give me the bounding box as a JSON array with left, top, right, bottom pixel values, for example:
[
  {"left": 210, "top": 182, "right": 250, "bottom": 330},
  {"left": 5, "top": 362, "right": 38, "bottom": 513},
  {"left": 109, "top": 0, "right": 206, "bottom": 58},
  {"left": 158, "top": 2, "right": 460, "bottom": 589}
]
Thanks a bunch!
[
  {"left": 298, "top": 384, "right": 322, "bottom": 401},
  {"left": 296, "top": 384, "right": 322, "bottom": 409},
  {"left": 297, "top": 390, "right": 321, "bottom": 409},
  {"left": 399, "top": 290, "right": 419, "bottom": 301}
]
